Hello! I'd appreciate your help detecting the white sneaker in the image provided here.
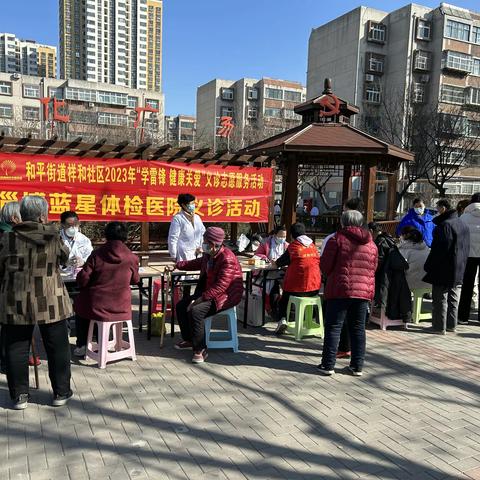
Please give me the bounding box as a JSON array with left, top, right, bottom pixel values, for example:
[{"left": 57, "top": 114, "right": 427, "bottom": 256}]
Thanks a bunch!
[
  {"left": 275, "top": 318, "right": 288, "bottom": 335},
  {"left": 73, "top": 346, "right": 86, "bottom": 357}
]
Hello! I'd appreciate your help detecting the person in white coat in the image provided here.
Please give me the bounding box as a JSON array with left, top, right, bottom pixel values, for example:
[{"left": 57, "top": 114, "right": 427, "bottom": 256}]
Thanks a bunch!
[
  {"left": 168, "top": 193, "right": 205, "bottom": 262},
  {"left": 458, "top": 193, "right": 480, "bottom": 324},
  {"left": 398, "top": 226, "right": 430, "bottom": 291}
]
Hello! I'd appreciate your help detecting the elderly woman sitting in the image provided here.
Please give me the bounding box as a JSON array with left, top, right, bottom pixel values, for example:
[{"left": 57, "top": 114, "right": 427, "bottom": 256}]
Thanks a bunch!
[
  {"left": 0, "top": 196, "right": 73, "bottom": 409},
  {"left": 172, "top": 227, "right": 244, "bottom": 364}
]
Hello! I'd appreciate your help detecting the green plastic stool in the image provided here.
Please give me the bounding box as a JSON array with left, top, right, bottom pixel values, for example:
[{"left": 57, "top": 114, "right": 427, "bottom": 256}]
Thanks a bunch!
[
  {"left": 412, "top": 288, "right": 432, "bottom": 324},
  {"left": 286, "top": 296, "right": 324, "bottom": 340}
]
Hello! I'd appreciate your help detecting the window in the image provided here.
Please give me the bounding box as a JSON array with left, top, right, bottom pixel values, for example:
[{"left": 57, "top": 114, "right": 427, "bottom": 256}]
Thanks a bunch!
[
  {"left": 264, "top": 107, "right": 282, "bottom": 118},
  {"left": 127, "top": 96, "right": 138, "bottom": 108},
  {"left": 473, "top": 26, "right": 480, "bottom": 45},
  {"left": 367, "top": 53, "right": 384, "bottom": 73},
  {"left": 23, "top": 84, "right": 40, "bottom": 98},
  {"left": 145, "top": 99, "right": 159, "bottom": 109},
  {"left": 445, "top": 19, "right": 470, "bottom": 42},
  {"left": 365, "top": 83, "right": 381, "bottom": 103},
  {"left": 284, "top": 109, "right": 301, "bottom": 120},
  {"left": 69, "top": 110, "right": 97, "bottom": 124},
  {"left": 180, "top": 121, "right": 195, "bottom": 129},
  {"left": 439, "top": 113, "right": 467, "bottom": 135},
  {"left": 284, "top": 90, "right": 302, "bottom": 102},
  {"left": 0, "top": 81, "right": 12, "bottom": 96},
  {"left": 367, "top": 21, "right": 386, "bottom": 43},
  {"left": 97, "top": 91, "right": 128, "bottom": 106},
  {"left": 221, "top": 88, "right": 234, "bottom": 100},
  {"left": 466, "top": 87, "right": 480, "bottom": 106},
  {"left": 0, "top": 104, "right": 13, "bottom": 118},
  {"left": 440, "top": 85, "right": 464, "bottom": 104},
  {"left": 472, "top": 58, "right": 480, "bottom": 76},
  {"left": 98, "top": 112, "right": 129, "bottom": 126},
  {"left": 265, "top": 88, "right": 283, "bottom": 100},
  {"left": 417, "top": 19, "right": 431, "bottom": 40},
  {"left": 180, "top": 134, "right": 193, "bottom": 141},
  {"left": 23, "top": 106, "right": 40, "bottom": 121},
  {"left": 412, "top": 83, "right": 425, "bottom": 103},
  {"left": 363, "top": 115, "right": 380, "bottom": 134},
  {"left": 65, "top": 87, "right": 97, "bottom": 102},
  {"left": 247, "top": 87, "right": 258, "bottom": 100},
  {"left": 444, "top": 148, "right": 465, "bottom": 165},
  {"left": 443, "top": 51, "right": 472, "bottom": 73},
  {"left": 414, "top": 50, "right": 431, "bottom": 71},
  {"left": 468, "top": 120, "right": 480, "bottom": 138},
  {"left": 247, "top": 107, "right": 257, "bottom": 119},
  {"left": 220, "top": 106, "right": 233, "bottom": 117}
]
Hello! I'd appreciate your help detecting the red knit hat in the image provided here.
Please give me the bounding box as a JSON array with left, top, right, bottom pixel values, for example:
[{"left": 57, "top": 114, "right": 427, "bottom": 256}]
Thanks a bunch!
[{"left": 204, "top": 226, "right": 225, "bottom": 245}]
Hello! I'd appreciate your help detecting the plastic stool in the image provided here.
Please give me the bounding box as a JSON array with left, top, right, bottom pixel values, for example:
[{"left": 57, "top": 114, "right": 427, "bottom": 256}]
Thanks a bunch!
[
  {"left": 204, "top": 307, "right": 238, "bottom": 352},
  {"left": 412, "top": 288, "right": 432, "bottom": 324},
  {"left": 369, "top": 307, "right": 404, "bottom": 331},
  {"left": 86, "top": 320, "right": 136, "bottom": 369},
  {"left": 286, "top": 296, "right": 324, "bottom": 340}
]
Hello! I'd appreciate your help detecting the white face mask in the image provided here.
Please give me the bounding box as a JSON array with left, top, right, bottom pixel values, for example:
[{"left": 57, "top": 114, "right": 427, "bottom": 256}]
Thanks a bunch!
[
  {"left": 65, "top": 226, "right": 77, "bottom": 238},
  {"left": 414, "top": 207, "right": 425, "bottom": 215}
]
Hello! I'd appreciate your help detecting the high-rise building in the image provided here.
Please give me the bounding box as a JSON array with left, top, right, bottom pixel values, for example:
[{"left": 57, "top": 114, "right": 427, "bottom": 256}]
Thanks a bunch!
[
  {"left": 59, "top": 0, "right": 162, "bottom": 92},
  {"left": 0, "top": 72, "right": 164, "bottom": 144},
  {"left": 0, "top": 34, "right": 57, "bottom": 78},
  {"left": 196, "top": 77, "right": 306, "bottom": 150},
  {"left": 307, "top": 3, "right": 480, "bottom": 199},
  {"left": 164, "top": 114, "right": 196, "bottom": 147}
]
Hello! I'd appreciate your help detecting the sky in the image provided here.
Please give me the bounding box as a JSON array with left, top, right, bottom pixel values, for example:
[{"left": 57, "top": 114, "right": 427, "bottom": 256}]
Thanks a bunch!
[{"left": 1, "top": 0, "right": 479, "bottom": 116}]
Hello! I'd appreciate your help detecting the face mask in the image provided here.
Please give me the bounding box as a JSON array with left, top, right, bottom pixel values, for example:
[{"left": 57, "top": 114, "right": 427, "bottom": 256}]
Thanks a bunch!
[
  {"left": 414, "top": 207, "right": 424, "bottom": 215},
  {"left": 202, "top": 242, "right": 211, "bottom": 254},
  {"left": 185, "top": 204, "right": 195, "bottom": 214},
  {"left": 251, "top": 242, "right": 260, "bottom": 251},
  {"left": 65, "top": 226, "right": 77, "bottom": 238},
  {"left": 275, "top": 237, "right": 286, "bottom": 245}
]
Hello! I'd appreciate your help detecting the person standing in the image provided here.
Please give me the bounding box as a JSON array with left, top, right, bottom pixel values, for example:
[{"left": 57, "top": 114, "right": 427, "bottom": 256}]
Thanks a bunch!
[
  {"left": 168, "top": 193, "right": 205, "bottom": 262},
  {"left": 318, "top": 211, "right": 378, "bottom": 376},
  {"left": 173, "top": 227, "right": 244, "bottom": 363},
  {"left": 310, "top": 205, "right": 319, "bottom": 227},
  {"left": 396, "top": 198, "right": 435, "bottom": 247},
  {"left": 59, "top": 211, "right": 93, "bottom": 271},
  {"left": 0, "top": 196, "right": 73, "bottom": 409},
  {"left": 423, "top": 199, "right": 470, "bottom": 334},
  {"left": 73, "top": 222, "right": 140, "bottom": 355},
  {"left": 458, "top": 193, "right": 480, "bottom": 325},
  {"left": 272, "top": 223, "right": 321, "bottom": 335}
]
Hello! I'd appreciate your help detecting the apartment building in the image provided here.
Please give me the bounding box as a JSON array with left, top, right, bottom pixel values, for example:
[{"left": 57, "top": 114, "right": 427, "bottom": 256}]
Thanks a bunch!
[
  {"left": 0, "top": 72, "right": 164, "bottom": 144},
  {"left": 0, "top": 34, "right": 56, "bottom": 78},
  {"left": 307, "top": 2, "right": 480, "bottom": 200},
  {"left": 164, "top": 114, "right": 196, "bottom": 147},
  {"left": 59, "top": 0, "right": 163, "bottom": 92},
  {"left": 196, "top": 77, "right": 306, "bottom": 150}
]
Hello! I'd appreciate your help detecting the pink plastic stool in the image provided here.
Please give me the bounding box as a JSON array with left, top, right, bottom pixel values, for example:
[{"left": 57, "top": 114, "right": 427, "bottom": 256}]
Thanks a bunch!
[
  {"left": 369, "top": 307, "right": 404, "bottom": 331},
  {"left": 86, "top": 320, "right": 136, "bottom": 369}
]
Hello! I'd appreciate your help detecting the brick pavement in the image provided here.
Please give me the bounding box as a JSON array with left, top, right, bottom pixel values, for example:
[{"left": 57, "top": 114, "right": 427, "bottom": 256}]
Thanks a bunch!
[{"left": 1, "top": 302, "right": 480, "bottom": 480}]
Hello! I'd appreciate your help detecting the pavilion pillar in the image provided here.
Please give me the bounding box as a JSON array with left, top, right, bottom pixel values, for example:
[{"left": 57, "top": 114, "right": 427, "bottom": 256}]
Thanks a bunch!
[
  {"left": 140, "top": 222, "right": 149, "bottom": 267},
  {"left": 230, "top": 222, "right": 238, "bottom": 242},
  {"left": 342, "top": 164, "right": 352, "bottom": 205},
  {"left": 363, "top": 164, "right": 376, "bottom": 223},
  {"left": 386, "top": 171, "right": 398, "bottom": 220},
  {"left": 282, "top": 156, "right": 298, "bottom": 239}
]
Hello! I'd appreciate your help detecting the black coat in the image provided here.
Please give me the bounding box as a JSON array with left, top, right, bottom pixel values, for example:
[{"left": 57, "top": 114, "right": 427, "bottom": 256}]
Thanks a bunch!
[
  {"left": 385, "top": 247, "right": 412, "bottom": 321},
  {"left": 373, "top": 233, "right": 396, "bottom": 307},
  {"left": 423, "top": 209, "right": 470, "bottom": 287}
]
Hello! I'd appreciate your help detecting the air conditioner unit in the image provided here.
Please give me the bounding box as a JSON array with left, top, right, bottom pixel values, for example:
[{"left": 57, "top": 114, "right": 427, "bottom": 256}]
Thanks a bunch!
[
  {"left": 88, "top": 102, "right": 95, "bottom": 108},
  {"left": 420, "top": 74, "right": 430, "bottom": 83},
  {"left": 11, "top": 73, "right": 20, "bottom": 80},
  {"left": 365, "top": 74, "right": 375, "bottom": 82}
]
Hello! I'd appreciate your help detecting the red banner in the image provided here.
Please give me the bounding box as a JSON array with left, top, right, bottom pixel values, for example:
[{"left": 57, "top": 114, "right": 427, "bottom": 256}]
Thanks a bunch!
[{"left": 0, "top": 152, "right": 273, "bottom": 222}]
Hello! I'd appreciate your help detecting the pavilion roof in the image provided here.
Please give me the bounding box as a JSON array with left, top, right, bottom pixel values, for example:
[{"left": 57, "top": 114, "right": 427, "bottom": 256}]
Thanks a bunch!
[
  {"left": 0, "top": 136, "right": 272, "bottom": 167},
  {"left": 242, "top": 123, "right": 414, "bottom": 163}
]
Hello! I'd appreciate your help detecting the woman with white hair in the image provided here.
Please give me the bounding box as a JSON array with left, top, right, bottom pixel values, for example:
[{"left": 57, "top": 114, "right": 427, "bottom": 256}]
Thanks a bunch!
[
  {"left": 0, "top": 195, "right": 73, "bottom": 409},
  {"left": 0, "top": 201, "right": 21, "bottom": 236},
  {"left": 318, "top": 210, "right": 378, "bottom": 377}
]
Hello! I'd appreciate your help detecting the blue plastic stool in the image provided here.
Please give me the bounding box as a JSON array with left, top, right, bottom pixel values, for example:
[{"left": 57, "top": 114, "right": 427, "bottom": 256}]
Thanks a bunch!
[{"left": 204, "top": 307, "right": 239, "bottom": 352}]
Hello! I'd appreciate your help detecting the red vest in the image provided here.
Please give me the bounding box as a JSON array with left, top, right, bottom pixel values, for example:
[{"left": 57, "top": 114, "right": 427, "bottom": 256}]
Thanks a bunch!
[{"left": 283, "top": 240, "right": 321, "bottom": 293}]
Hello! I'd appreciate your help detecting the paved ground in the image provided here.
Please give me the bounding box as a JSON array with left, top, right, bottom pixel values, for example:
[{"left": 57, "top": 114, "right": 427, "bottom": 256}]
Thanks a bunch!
[{"left": 1, "top": 301, "right": 480, "bottom": 480}]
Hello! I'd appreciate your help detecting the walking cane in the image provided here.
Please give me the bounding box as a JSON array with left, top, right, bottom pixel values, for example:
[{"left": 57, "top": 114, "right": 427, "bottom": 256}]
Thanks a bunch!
[{"left": 31, "top": 336, "right": 39, "bottom": 389}]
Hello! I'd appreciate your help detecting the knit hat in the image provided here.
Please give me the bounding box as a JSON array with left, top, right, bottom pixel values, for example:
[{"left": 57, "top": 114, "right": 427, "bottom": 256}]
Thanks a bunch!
[{"left": 204, "top": 226, "right": 225, "bottom": 245}]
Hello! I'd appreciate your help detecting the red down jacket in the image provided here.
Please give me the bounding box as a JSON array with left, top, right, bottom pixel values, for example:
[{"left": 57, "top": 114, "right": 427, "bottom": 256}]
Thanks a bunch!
[
  {"left": 321, "top": 226, "right": 378, "bottom": 301},
  {"left": 176, "top": 246, "right": 244, "bottom": 311}
]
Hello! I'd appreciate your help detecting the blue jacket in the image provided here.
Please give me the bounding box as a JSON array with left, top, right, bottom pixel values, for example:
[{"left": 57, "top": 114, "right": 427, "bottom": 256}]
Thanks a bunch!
[{"left": 396, "top": 208, "right": 435, "bottom": 247}]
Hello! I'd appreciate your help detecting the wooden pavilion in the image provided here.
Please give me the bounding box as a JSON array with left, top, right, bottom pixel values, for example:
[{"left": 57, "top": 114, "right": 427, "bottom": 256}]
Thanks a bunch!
[{"left": 242, "top": 79, "right": 415, "bottom": 232}]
